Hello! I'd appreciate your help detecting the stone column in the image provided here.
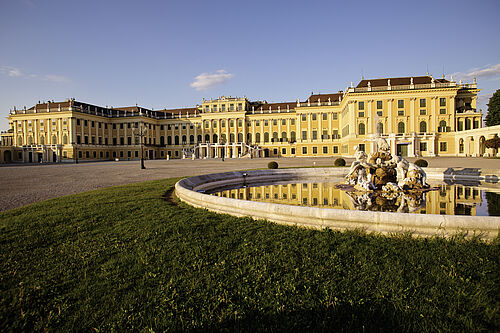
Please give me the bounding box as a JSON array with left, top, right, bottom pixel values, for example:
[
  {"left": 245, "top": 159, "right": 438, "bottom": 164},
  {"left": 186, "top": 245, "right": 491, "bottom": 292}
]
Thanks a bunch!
[
  {"left": 387, "top": 99, "right": 392, "bottom": 133},
  {"left": 308, "top": 113, "right": 312, "bottom": 141}
]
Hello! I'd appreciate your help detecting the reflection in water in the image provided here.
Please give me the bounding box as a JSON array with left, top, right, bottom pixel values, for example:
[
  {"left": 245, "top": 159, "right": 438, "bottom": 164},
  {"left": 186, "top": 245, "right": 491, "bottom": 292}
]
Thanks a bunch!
[{"left": 208, "top": 180, "right": 499, "bottom": 216}]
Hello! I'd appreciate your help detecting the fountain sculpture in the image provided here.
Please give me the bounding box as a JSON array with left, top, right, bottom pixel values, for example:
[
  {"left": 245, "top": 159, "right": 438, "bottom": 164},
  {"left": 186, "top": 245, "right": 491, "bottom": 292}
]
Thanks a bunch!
[{"left": 341, "top": 137, "right": 431, "bottom": 212}]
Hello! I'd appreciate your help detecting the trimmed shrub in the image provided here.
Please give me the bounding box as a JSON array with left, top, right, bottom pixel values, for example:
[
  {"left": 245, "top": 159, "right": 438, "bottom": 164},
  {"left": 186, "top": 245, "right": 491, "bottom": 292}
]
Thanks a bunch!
[
  {"left": 267, "top": 161, "right": 278, "bottom": 169},
  {"left": 414, "top": 159, "right": 428, "bottom": 167},
  {"left": 334, "top": 158, "right": 346, "bottom": 167}
]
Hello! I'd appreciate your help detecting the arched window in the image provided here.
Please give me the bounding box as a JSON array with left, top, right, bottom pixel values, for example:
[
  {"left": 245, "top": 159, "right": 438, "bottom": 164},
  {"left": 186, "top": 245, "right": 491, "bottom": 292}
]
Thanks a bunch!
[
  {"left": 18, "top": 136, "right": 23, "bottom": 145},
  {"left": 40, "top": 136, "right": 45, "bottom": 145},
  {"left": 459, "top": 138, "right": 464, "bottom": 153},
  {"left": 167, "top": 136, "right": 172, "bottom": 145},
  {"left": 272, "top": 132, "right": 278, "bottom": 142},
  {"left": 398, "top": 122, "right": 405, "bottom": 134},
  {"left": 282, "top": 132, "right": 287, "bottom": 141},
  {"left": 52, "top": 135, "right": 57, "bottom": 144},
  {"left": 63, "top": 134, "right": 68, "bottom": 144},
  {"left": 204, "top": 134, "right": 210, "bottom": 143},
  {"left": 221, "top": 134, "right": 227, "bottom": 142},
  {"left": 247, "top": 133, "right": 252, "bottom": 143},
  {"left": 255, "top": 133, "right": 261, "bottom": 143},
  {"left": 213, "top": 120, "right": 217, "bottom": 128},
  {"left": 189, "top": 135, "right": 194, "bottom": 144},
  {"left": 264, "top": 132, "right": 269, "bottom": 142},
  {"left": 419, "top": 121, "right": 427, "bottom": 134},
  {"left": 465, "top": 119, "right": 471, "bottom": 130},
  {"left": 230, "top": 119, "right": 234, "bottom": 127},
  {"left": 221, "top": 120, "right": 225, "bottom": 127},
  {"left": 160, "top": 136, "right": 165, "bottom": 146},
  {"left": 197, "top": 135, "right": 202, "bottom": 143},
  {"left": 28, "top": 136, "right": 33, "bottom": 145},
  {"left": 290, "top": 131, "right": 296, "bottom": 141},
  {"left": 213, "top": 134, "right": 218, "bottom": 143},
  {"left": 238, "top": 133, "right": 243, "bottom": 142},
  {"left": 182, "top": 135, "right": 187, "bottom": 144},
  {"left": 175, "top": 136, "right": 180, "bottom": 145},
  {"left": 358, "top": 123, "right": 365, "bottom": 135},
  {"left": 439, "top": 120, "right": 447, "bottom": 132},
  {"left": 377, "top": 122, "right": 383, "bottom": 134},
  {"left": 229, "top": 133, "right": 235, "bottom": 143}
]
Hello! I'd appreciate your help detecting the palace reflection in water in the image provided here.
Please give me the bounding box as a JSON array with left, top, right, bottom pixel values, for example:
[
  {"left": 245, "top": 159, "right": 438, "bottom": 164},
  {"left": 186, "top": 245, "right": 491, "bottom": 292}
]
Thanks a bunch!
[{"left": 209, "top": 181, "right": 499, "bottom": 216}]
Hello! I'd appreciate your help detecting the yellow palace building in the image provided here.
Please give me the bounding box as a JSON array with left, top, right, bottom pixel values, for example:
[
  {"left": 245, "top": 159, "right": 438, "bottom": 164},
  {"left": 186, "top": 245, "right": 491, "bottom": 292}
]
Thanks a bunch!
[{"left": 1, "top": 75, "right": 498, "bottom": 163}]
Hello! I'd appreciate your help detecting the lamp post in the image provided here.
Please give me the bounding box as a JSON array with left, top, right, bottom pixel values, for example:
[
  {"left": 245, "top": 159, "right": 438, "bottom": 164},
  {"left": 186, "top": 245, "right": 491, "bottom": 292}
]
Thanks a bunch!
[
  {"left": 72, "top": 141, "right": 78, "bottom": 164},
  {"left": 133, "top": 120, "right": 147, "bottom": 169}
]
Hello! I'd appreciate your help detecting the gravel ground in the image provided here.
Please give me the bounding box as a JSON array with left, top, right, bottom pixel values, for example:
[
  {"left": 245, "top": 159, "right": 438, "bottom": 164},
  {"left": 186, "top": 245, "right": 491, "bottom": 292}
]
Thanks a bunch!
[{"left": 0, "top": 156, "right": 498, "bottom": 212}]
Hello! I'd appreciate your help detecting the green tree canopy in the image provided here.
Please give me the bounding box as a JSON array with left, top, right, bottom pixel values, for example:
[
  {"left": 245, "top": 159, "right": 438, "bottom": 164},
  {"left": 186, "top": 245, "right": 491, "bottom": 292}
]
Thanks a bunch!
[{"left": 485, "top": 89, "right": 500, "bottom": 126}]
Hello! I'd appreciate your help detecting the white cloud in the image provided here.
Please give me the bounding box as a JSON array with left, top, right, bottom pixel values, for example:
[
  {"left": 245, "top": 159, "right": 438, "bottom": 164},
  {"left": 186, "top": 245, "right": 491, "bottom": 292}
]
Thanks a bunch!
[
  {"left": 0, "top": 66, "right": 22, "bottom": 77},
  {"left": 453, "top": 63, "right": 500, "bottom": 81},
  {"left": 190, "top": 70, "right": 234, "bottom": 91},
  {"left": 44, "top": 74, "right": 69, "bottom": 83},
  {"left": 0, "top": 65, "right": 69, "bottom": 83}
]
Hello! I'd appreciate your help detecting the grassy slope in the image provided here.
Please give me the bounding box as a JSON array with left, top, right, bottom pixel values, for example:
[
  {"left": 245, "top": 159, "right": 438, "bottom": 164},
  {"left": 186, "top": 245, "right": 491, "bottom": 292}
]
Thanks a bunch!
[{"left": 0, "top": 178, "right": 498, "bottom": 332}]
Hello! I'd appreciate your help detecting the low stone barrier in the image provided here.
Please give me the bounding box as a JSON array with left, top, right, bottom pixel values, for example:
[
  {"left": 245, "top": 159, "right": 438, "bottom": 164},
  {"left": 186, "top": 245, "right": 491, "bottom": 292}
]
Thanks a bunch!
[{"left": 175, "top": 168, "right": 500, "bottom": 240}]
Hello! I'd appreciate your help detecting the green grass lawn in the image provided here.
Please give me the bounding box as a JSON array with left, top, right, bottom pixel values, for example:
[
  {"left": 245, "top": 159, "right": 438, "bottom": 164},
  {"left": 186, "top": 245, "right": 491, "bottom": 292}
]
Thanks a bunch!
[{"left": 0, "top": 178, "right": 498, "bottom": 332}]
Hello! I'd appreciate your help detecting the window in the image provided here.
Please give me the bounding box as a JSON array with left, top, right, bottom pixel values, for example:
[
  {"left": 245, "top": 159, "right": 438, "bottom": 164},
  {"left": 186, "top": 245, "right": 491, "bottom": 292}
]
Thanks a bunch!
[
  {"left": 291, "top": 148, "right": 296, "bottom": 154},
  {"left": 312, "top": 113, "right": 317, "bottom": 121},
  {"left": 302, "top": 147, "right": 307, "bottom": 154},
  {"left": 63, "top": 135, "right": 68, "bottom": 144},
  {"left": 205, "top": 121, "right": 209, "bottom": 128},
  {"left": 127, "top": 137, "right": 132, "bottom": 145},
  {"left": 323, "top": 146, "right": 328, "bottom": 154},
  {"left": 84, "top": 120, "right": 88, "bottom": 126},
  {"left": 377, "top": 122, "right": 383, "bottom": 134},
  {"left": 377, "top": 111, "right": 383, "bottom": 117},
  {"left": 398, "top": 122, "right": 405, "bottom": 134},
  {"left": 291, "top": 119, "right": 295, "bottom": 125},
  {"left": 419, "top": 121, "right": 427, "bottom": 133},
  {"left": 263, "top": 133, "right": 269, "bottom": 142},
  {"left": 420, "top": 98, "right": 426, "bottom": 107},
  {"left": 229, "top": 104, "right": 234, "bottom": 111},
  {"left": 301, "top": 114, "right": 307, "bottom": 121},
  {"left": 358, "top": 144, "right": 365, "bottom": 152},
  {"left": 398, "top": 110, "right": 404, "bottom": 116},
  {"left": 333, "top": 146, "right": 339, "bottom": 154},
  {"left": 322, "top": 113, "right": 327, "bottom": 120},
  {"left": 420, "top": 142, "right": 427, "bottom": 152},
  {"left": 312, "top": 147, "right": 318, "bottom": 154},
  {"left": 113, "top": 124, "right": 116, "bottom": 129},
  {"left": 238, "top": 119, "right": 243, "bottom": 127},
  {"left": 440, "top": 142, "right": 447, "bottom": 152},
  {"left": 465, "top": 119, "right": 471, "bottom": 130},
  {"left": 213, "top": 106, "right": 217, "bottom": 112},
  {"left": 358, "top": 112, "right": 365, "bottom": 117},
  {"left": 377, "top": 101, "right": 382, "bottom": 109},
  {"left": 440, "top": 98, "right": 446, "bottom": 107},
  {"left": 282, "top": 148, "right": 286, "bottom": 155},
  {"left": 85, "top": 136, "right": 89, "bottom": 144},
  {"left": 312, "top": 130, "right": 317, "bottom": 140},
  {"left": 120, "top": 123, "right": 124, "bottom": 129},
  {"left": 255, "top": 120, "right": 260, "bottom": 126},
  {"left": 398, "top": 100, "right": 404, "bottom": 108},
  {"left": 358, "top": 123, "right": 366, "bottom": 135},
  {"left": 302, "top": 131, "right": 307, "bottom": 140},
  {"left": 439, "top": 120, "right": 447, "bottom": 132},
  {"left": 120, "top": 137, "right": 124, "bottom": 145},
  {"left": 358, "top": 101, "right": 364, "bottom": 110},
  {"left": 282, "top": 119, "right": 286, "bottom": 125},
  {"left": 264, "top": 120, "right": 268, "bottom": 126},
  {"left": 440, "top": 108, "right": 446, "bottom": 114},
  {"left": 420, "top": 109, "right": 426, "bottom": 115},
  {"left": 221, "top": 104, "right": 226, "bottom": 111},
  {"left": 91, "top": 121, "right": 95, "bottom": 127},
  {"left": 273, "top": 119, "right": 277, "bottom": 126},
  {"left": 332, "top": 113, "right": 338, "bottom": 120},
  {"left": 238, "top": 103, "right": 242, "bottom": 111},
  {"left": 77, "top": 119, "right": 81, "bottom": 125}
]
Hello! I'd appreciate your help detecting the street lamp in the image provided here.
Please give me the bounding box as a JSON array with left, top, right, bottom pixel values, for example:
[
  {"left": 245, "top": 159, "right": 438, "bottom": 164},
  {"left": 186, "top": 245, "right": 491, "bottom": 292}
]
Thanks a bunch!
[
  {"left": 133, "top": 121, "right": 147, "bottom": 169},
  {"left": 71, "top": 141, "right": 78, "bottom": 164}
]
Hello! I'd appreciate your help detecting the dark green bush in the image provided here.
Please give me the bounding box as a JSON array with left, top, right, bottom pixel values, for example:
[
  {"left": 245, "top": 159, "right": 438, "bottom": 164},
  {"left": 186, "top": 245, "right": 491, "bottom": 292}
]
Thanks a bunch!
[
  {"left": 268, "top": 161, "right": 278, "bottom": 169},
  {"left": 334, "top": 158, "right": 346, "bottom": 167},
  {"left": 414, "top": 159, "right": 428, "bottom": 167}
]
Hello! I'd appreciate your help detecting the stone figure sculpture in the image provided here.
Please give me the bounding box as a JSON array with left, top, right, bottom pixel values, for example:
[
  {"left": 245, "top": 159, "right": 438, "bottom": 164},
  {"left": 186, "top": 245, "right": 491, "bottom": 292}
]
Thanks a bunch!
[{"left": 344, "top": 141, "right": 429, "bottom": 191}]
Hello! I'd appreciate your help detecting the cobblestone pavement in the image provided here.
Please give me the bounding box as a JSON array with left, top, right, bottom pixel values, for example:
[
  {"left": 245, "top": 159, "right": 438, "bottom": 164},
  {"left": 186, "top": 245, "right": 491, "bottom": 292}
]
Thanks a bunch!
[{"left": 0, "top": 156, "right": 498, "bottom": 212}]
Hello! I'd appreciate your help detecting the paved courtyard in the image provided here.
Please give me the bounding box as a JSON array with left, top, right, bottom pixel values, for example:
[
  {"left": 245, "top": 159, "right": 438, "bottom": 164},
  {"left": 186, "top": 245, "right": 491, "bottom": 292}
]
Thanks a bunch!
[{"left": 0, "top": 156, "right": 498, "bottom": 212}]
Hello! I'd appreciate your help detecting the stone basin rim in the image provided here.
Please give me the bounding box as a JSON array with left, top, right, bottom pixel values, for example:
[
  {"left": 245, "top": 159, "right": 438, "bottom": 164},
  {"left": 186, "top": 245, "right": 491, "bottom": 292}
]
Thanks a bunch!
[{"left": 175, "top": 167, "right": 500, "bottom": 240}]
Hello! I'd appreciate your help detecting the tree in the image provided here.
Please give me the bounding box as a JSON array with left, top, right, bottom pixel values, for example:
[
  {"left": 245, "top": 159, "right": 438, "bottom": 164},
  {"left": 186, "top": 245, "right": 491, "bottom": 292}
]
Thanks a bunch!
[
  {"left": 484, "top": 136, "right": 500, "bottom": 150},
  {"left": 485, "top": 89, "right": 500, "bottom": 126}
]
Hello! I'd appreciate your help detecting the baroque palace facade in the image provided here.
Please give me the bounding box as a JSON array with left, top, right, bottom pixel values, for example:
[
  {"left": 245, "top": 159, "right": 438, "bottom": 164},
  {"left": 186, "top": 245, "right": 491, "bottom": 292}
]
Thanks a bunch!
[{"left": 1, "top": 75, "right": 497, "bottom": 163}]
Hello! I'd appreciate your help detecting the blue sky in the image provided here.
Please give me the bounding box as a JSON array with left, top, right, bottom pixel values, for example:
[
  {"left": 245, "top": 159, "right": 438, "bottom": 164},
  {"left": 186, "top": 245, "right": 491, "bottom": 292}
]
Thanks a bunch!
[{"left": 1, "top": 0, "right": 499, "bottom": 130}]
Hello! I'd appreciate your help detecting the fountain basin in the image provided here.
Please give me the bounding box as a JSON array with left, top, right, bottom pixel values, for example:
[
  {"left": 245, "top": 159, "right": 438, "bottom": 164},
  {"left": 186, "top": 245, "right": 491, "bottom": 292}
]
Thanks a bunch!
[{"left": 175, "top": 168, "right": 500, "bottom": 240}]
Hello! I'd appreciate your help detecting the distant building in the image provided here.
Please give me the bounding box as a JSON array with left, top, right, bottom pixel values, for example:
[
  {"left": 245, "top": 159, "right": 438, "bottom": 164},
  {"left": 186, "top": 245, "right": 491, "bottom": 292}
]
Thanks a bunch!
[{"left": 1, "top": 75, "right": 498, "bottom": 163}]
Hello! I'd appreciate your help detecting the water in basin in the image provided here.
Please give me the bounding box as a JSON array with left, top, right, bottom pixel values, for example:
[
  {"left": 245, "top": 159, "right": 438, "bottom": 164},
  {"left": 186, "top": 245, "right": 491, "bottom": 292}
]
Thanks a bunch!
[{"left": 207, "top": 180, "right": 500, "bottom": 216}]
